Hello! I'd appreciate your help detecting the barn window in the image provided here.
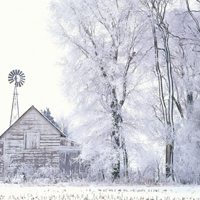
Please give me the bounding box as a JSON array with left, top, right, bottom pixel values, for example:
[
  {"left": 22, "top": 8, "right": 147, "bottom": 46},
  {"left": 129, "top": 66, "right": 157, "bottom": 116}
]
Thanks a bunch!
[{"left": 24, "top": 132, "right": 40, "bottom": 149}]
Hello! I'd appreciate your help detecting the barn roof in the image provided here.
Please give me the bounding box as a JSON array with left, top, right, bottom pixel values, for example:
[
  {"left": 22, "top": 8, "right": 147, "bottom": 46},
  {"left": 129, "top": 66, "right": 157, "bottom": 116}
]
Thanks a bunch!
[{"left": 0, "top": 105, "right": 67, "bottom": 139}]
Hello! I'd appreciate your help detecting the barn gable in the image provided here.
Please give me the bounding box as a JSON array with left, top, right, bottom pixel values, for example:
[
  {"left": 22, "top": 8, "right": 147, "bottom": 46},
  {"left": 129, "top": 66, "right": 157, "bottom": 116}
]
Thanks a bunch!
[{"left": 0, "top": 105, "right": 65, "bottom": 139}]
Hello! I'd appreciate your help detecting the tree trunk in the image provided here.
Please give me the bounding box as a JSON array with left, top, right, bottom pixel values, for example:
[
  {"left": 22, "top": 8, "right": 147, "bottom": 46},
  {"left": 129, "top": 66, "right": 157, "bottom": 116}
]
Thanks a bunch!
[
  {"left": 111, "top": 88, "right": 121, "bottom": 180},
  {"left": 110, "top": 87, "right": 129, "bottom": 181},
  {"left": 149, "top": 1, "right": 175, "bottom": 181},
  {"left": 161, "top": 28, "right": 175, "bottom": 181},
  {"left": 123, "top": 146, "right": 129, "bottom": 179},
  {"left": 166, "top": 143, "right": 174, "bottom": 179}
]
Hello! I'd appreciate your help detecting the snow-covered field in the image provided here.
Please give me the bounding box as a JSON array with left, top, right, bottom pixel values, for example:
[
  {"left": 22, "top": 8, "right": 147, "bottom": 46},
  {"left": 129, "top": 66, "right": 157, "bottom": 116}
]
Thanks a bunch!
[{"left": 0, "top": 184, "right": 200, "bottom": 199}]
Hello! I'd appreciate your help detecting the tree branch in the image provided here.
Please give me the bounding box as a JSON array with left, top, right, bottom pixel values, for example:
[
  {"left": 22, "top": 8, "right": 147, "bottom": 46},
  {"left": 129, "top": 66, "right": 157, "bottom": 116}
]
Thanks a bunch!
[{"left": 186, "top": 0, "right": 200, "bottom": 33}]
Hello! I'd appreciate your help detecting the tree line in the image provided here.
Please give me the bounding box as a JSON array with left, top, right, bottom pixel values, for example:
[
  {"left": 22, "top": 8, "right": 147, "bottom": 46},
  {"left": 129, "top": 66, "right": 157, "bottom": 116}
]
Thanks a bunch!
[{"left": 50, "top": 0, "right": 200, "bottom": 184}]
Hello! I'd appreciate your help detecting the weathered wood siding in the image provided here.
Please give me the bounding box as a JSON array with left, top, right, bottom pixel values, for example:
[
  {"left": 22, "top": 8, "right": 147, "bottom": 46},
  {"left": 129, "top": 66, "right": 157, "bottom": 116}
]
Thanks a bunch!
[
  {"left": 59, "top": 137, "right": 80, "bottom": 176},
  {"left": 0, "top": 141, "right": 4, "bottom": 180},
  {"left": 1, "top": 107, "right": 60, "bottom": 176}
]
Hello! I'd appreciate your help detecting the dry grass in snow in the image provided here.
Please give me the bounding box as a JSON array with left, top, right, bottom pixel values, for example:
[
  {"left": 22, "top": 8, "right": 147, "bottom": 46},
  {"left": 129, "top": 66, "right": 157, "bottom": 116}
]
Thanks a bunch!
[{"left": 0, "top": 184, "right": 200, "bottom": 199}]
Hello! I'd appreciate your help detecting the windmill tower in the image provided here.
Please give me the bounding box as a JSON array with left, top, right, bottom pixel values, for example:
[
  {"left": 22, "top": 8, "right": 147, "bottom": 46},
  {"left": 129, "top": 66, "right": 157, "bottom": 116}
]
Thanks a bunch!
[{"left": 8, "top": 69, "right": 25, "bottom": 126}]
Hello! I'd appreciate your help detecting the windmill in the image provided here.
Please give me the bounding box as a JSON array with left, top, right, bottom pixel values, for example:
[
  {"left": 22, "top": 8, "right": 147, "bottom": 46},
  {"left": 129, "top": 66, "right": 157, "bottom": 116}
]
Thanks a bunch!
[{"left": 8, "top": 69, "right": 25, "bottom": 126}]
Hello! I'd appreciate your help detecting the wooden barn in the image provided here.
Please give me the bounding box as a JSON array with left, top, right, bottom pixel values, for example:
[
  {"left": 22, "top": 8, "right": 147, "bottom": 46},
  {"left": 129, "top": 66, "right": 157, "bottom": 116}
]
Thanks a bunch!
[{"left": 0, "top": 105, "right": 80, "bottom": 181}]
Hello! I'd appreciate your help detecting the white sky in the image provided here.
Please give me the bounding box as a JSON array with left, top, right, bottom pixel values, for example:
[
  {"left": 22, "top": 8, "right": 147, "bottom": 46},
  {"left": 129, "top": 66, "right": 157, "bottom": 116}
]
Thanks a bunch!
[{"left": 0, "top": 0, "right": 72, "bottom": 133}]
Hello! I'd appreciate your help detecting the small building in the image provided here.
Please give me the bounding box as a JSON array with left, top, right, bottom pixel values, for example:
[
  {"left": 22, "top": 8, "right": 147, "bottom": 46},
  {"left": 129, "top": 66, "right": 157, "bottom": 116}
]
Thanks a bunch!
[{"left": 0, "top": 105, "right": 80, "bottom": 181}]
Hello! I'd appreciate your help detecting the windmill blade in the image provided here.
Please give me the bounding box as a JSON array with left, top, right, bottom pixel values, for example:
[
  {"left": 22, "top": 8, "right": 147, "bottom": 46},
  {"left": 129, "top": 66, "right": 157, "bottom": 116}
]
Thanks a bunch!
[
  {"left": 8, "top": 77, "right": 13, "bottom": 82},
  {"left": 8, "top": 77, "right": 13, "bottom": 81},
  {"left": 21, "top": 75, "right": 25, "bottom": 80},
  {"left": 8, "top": 80, "right": 14, "bottom": 84},
  {"left": 15, "top": 69, "right": 18, "bottom": 75},
  {"left": 8, "top": 79, "right": 13, "bottom": 83},
  {"left": 8, "top": 72, "right": 13, "bottom": 77},
  {"left": 8, "top": 73, "right": 14, "bottom": 80},
  {"left": 19, "top": 71, "right": 23, "bottom": 76},
  {"left": 8, "top": 71, "right": 15, "bottom": 83},
  {"left": 10, "top": 70, "right": 15, "bottom": 76}
]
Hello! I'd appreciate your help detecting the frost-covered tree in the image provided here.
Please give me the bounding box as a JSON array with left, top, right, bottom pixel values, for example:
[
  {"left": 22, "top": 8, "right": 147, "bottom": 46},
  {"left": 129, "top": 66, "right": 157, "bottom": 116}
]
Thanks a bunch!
[
  {"left": 169, "top": 0, "right": 200, "bottom": 183},
  {"left": 56, "top": 115, "right": 69, "bottom": 137},
  {"left": 41, "top": 108, "right": 69, "bottom": 136},
  {"left": 142, "top": 0, "right": 200, "bottom": 182},
  {"left": 41, "top": 108, "right": 59, "bottom": 128},
  {"left": 41, "top": 108, "right": 55, "bottom": 123},
  {"left": 50, "top": 0, "right": 151, "bottom": 181},
  {"left": 139, "top": 0, "right": 200, "bottom": 182},
  {"left": 49, "top": 0, "right": 200, "bottom": 183},
  {"left": 140, "top": 0, "right": 177, "bottom": 181}
]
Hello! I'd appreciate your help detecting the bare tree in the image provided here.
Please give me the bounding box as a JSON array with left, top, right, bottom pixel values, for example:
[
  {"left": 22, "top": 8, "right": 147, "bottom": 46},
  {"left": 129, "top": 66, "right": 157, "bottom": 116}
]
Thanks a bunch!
[{"left": 141, "top": 0, "right": 175, "bottom": 180}]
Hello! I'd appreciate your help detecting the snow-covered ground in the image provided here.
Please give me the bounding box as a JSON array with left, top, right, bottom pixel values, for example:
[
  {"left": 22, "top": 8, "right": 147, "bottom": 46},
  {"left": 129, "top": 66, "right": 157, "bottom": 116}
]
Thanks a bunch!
[{"left": 0, "top": 184, "right": 200, "bottom": 199}]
